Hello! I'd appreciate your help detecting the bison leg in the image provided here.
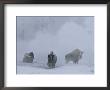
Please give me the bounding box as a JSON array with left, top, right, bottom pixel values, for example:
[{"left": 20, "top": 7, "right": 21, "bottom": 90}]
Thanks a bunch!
[
  {"left": 75, "top": 59, "right": 78, "bottom": 64},
  {"left": 73, "top": 61, "right": 75, "bottom": 64},
  {"left": 74, "top": 59, "right": 78, "bottom": 64},
  {"left": 47, "top": 63, "right": 53, "bottom": 69},
  {"left": 52, "top": 63, "right": 55, "bottom": 68}
]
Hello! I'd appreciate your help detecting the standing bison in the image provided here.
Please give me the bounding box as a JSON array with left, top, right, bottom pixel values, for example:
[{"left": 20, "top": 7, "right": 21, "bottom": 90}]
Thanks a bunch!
[
  {"left": 65, "top": 49, "right": 83, "bottom": 64},
  {"left": 23, "top": 52, "right": 34, "bottom": 63},
  {"left": 47, "top": 51, "right": 57, "bottom": 68}
]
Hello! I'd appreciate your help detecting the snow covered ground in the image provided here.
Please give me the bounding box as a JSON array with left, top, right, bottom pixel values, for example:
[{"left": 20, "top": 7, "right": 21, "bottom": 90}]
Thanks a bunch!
[
  {"left": 16, "top": 16, "right": 94, "bottom": 74},
  {"left": 17, "top": 62, "right": 94, "bottom": 74}
]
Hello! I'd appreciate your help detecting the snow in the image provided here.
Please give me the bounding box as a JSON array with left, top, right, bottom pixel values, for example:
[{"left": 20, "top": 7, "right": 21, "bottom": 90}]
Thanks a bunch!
[
  {"left": 16, "top": 16, "right": 94, "bottom": 74},
  {"left": 17, "top": 62, "right": 94, "bottom": 74}
]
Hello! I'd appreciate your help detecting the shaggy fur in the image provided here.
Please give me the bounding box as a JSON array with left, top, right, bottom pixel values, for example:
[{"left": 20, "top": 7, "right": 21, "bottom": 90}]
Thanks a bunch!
[{"left": 65, "top": 49, "right": 83, "bottom": 64}]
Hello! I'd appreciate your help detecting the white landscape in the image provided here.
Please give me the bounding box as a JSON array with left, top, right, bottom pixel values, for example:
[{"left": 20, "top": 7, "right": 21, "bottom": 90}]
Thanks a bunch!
[
  {"left": 17, "top": 61, "right": 94, "bottom": 74},
  {"left": 17, "top": 16, "right": 94, "bottom": 74}
]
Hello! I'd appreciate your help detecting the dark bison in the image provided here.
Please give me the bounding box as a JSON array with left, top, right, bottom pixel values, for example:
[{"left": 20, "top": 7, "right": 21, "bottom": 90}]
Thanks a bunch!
[
  {"left": 47, "top": 51, "right": 57, "bottom": 68},
  {"left": 23, "top": 52, "right": 34, "bottom": 63}
]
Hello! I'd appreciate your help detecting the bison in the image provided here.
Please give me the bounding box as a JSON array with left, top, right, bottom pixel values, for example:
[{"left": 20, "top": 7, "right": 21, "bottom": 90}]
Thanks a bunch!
[
  {"left": 23, "top": 52, "right": 34, "bottom": 63},
  {"left": 65, "top": 49, "right": 83, "bottom": 64},
  {"left": 47, "top": 51, "right": 57, "bottom": 68}
]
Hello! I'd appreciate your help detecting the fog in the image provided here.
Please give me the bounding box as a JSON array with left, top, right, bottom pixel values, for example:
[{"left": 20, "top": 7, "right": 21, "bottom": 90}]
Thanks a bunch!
[{"left": 17, "top": 16, "right": 94, "bottom": 72}]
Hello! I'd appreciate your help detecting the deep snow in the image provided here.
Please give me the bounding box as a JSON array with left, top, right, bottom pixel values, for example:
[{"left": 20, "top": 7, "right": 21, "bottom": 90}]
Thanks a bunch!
[
  {"left": 16, "top": 16, "right": 94, "bottom": 74},
  {"left": 17, "top": 61, "right": 94, "bottom": 74}
]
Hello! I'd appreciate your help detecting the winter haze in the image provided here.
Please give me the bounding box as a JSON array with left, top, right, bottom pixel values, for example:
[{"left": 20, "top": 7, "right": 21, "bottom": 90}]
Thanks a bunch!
[{"left": 17, "top": 16, "right": 94, "bottom": 74}]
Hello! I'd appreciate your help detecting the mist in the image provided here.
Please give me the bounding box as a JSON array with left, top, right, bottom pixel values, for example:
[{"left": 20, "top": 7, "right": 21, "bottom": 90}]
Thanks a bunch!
[{"left": 17, "top": 16, "right": 94, "bottom": 74}]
